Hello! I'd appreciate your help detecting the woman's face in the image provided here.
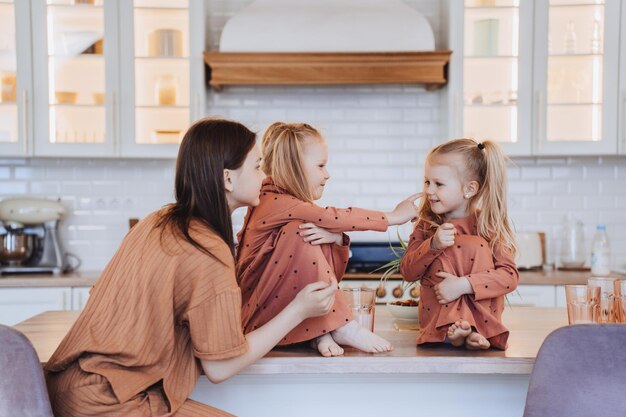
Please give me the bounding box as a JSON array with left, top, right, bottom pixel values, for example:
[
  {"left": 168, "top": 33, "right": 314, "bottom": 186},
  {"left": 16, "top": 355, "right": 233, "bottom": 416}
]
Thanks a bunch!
[
  {"left": 301, "top": 137, "right": 330, "bottom": 201},
  {"left": 226, "top": 144, "right": 264, "bottom": 212}
]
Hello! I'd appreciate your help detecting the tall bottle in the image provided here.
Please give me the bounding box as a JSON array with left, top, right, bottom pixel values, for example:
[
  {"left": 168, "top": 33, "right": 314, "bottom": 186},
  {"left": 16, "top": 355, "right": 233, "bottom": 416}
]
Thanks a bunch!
[{"left": 590, "top": 224, "right": 611, "bottom": 276}]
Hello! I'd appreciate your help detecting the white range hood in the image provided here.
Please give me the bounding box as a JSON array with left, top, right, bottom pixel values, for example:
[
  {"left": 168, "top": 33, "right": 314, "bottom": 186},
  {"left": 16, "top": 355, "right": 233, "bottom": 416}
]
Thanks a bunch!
[{"left": 219, "top": 0, "right": 436, "bottom": 52}]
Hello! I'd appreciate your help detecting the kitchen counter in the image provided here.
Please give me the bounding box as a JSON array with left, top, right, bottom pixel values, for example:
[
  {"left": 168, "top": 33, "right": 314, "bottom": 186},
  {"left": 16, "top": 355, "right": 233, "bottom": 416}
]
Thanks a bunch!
[
  {"left": 16, "top": 306, "right": 568, "bottom": 417},
  {"left": 345, "top": 269, "right": 613, "bottom": 285},
  {"left": 1, "top": 269, "right": 610, "bottom": 288},
  {"left": 0, "top": 271, "right": 100, "bottom": 288}
]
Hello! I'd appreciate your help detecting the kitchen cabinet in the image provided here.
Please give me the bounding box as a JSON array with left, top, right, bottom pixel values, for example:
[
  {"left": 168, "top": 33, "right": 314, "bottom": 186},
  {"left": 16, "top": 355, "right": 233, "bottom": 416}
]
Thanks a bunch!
[
  {"left": 5, "top": 0, "right": 205, "bottom": 158},
  {"left": 71, "top": 286, "right": 90, "bottom": 310},
  {"left": 0, "top": 287, "right": 71, "bottom": 326},
  {"left": 0, "top": 285, "right": 91, "bottom": 326},
  {"left": 0, "top": 0, "right": 34, "bottom": 158},
  {"left": 507, "top": 284, "right": 556, "bottom": 307},
  {"left": 445, "top": 0, "right": 622, "bottom": 156}
]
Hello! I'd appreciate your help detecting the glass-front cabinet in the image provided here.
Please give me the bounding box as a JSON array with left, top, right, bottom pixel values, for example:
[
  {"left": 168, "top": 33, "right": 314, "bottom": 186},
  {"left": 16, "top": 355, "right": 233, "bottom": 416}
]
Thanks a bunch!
[
  {"left": 446, "top": 0, "right": 622, "bottom": 156},
  {"left": 618, "top": 0, "right": 626, "bottom": 154},
  {"left": 12, "top": 0, "right": 204, "bottom": 158},
  {"left": 119, "top": 0, "right": 205, "bottom": 158},
  {"left": 0, "top": 0, "right": 33, "bottom": 157},
  {"left": 32, "top": 0, "right": 117, "bottom": 157},
  {"left": 449, "top": 0, "right": 534, "bottom": 156},
  {"left": 534, "top": 0, "right": 620, "bottom": 155}
]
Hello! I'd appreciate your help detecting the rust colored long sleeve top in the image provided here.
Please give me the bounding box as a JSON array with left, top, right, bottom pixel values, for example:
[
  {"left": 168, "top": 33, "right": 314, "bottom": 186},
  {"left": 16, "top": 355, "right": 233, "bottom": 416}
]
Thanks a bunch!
[
  {"left": 235, "top": 178, "right": 389, "bottom": 345},
  {"left": 400, "top": 215, "right": 519, "bottom": 349}
]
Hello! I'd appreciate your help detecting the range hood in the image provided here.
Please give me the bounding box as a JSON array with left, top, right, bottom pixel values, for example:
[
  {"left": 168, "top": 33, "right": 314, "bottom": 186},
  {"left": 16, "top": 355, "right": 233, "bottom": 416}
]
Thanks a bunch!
[{"left": 204, "top": 0, "right": 451, "bottom": 91}]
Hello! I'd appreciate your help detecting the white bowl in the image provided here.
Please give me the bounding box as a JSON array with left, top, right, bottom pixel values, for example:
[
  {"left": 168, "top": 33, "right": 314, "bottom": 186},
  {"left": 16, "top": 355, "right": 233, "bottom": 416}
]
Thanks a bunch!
[{"left": 386, "top": 301, "right": 419, "bottom": 321}]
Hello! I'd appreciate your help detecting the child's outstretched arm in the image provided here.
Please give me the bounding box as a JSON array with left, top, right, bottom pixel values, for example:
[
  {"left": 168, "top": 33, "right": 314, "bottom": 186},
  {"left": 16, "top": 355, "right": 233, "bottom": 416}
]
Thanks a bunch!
[
  {"left": 400, "top": 221, "right": 445, "bottom": 282},
  {"left": 256, "top": 193, "right": 420, "bottom": 234}
]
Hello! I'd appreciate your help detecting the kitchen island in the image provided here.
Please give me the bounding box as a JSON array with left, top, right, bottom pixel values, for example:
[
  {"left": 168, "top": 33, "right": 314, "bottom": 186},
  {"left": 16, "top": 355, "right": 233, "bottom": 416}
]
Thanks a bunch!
[{"left": 16, "top": 306, "right": 567, "bottom": 417}]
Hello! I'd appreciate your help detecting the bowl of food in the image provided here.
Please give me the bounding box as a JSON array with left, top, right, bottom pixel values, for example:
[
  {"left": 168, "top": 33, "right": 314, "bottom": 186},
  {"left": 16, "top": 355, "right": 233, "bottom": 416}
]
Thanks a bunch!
[{"left": 386, "top": 299, "right": 419, "bottom": 321}]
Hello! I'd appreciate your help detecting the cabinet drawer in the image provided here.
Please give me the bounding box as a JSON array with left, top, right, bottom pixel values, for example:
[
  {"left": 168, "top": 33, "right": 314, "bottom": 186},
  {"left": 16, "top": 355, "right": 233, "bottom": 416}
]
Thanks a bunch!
[
  {"left": 0, "top": 287, "right": 71, "bottom": 326},
  {"left": 507, "top": 285, "right": 556, "bottom": 307}
]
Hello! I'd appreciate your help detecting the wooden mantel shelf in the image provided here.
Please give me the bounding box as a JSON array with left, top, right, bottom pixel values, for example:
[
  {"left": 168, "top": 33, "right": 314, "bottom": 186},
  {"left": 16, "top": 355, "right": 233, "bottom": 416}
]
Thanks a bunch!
[{"left": 203, "top": 51, "right": 452, "bottom": 91}]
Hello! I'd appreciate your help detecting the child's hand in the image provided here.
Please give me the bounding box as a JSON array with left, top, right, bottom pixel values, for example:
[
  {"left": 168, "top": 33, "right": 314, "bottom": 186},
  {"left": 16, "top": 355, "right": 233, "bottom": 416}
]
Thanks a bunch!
[
  {"left": 293, "top": 277, "right": 337, "bottom": 320},
  {"left": 431, "top": 223, "right": 456, "bottom": 250},
  {"left": 433, "top": 272, "right": 473, "bottom": 304},
  {"left": 298, "top": 223, "right": 343, "bottom": 245},
  {"left": 385, "top": 192, "right": 423, "bottom": 225}
]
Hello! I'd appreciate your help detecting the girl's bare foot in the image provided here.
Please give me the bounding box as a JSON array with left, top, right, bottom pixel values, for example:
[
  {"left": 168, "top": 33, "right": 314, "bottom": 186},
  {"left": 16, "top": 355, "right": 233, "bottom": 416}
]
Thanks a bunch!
[
  {"left": 331, "top": 320, "right": 393, "bottom": 353},
  {"left": 447, "top": 320, "right": 472, "bottom": 347},
  {"left": 465, "top": 332, "right": 490, "bottom": 350},
  {"left": 310, "top": 333, "right": 344, "bottom": 357}
]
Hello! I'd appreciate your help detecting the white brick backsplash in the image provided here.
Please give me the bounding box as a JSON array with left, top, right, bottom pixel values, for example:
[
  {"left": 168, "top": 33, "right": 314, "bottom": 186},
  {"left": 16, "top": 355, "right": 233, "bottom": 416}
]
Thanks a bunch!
[
  {"left": 585, "top": 165, "right": 617, "bottom": 180},
  {"left": 0, "top": 182, "right": 27, "bottom": 195},
  {"left": 584, "top": 196, "right": 616, "bottom": 210},
  {"left": 601, "top": 180, "right": 626, "bottom": 194},
  {"left": 537, "top": 181, "right": 567, "bottom": 195},
  {"left": 509, "top": 181, "right": 536, "bottom": 195},
  {"left": 553, "top": 195, "right": 584, "bottom": 210},
  {"left": 522, "top": 166, "right": 552, "bottom": 179},
  {"left": 552, "top": 166, "right": 584, "bottom": 179}
]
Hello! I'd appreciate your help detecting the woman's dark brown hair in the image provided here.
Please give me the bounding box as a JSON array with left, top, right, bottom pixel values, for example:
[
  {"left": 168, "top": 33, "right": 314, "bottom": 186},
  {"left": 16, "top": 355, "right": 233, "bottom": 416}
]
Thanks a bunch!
[{"left": 158, "top": 118, "right": 256, "bottom": 257}]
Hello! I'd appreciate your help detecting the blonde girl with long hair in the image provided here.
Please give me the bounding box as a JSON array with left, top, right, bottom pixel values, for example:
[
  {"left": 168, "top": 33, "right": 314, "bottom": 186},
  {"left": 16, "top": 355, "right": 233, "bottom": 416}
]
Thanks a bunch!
[
  {"left": 400, "top": 138, "right": 518, "bottom": 350},
  {"left": 236, "top": 122, "right": 421, "bottom": 357}
]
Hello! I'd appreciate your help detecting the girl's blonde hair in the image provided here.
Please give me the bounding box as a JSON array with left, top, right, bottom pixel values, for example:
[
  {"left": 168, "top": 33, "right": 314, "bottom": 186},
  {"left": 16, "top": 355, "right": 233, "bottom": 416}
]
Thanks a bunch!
[
  {"left": 418, "top": 138, "right": 517, "bottom": 257},
  {"left": 261, "top": 122, "right": 322, "bottom": 203}
]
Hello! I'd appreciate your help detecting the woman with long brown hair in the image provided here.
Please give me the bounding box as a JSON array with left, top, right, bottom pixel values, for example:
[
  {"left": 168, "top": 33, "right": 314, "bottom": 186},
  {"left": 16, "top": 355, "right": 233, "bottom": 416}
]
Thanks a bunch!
[{"left": 44, "top": 118, "right": 337, "bottom": 416}]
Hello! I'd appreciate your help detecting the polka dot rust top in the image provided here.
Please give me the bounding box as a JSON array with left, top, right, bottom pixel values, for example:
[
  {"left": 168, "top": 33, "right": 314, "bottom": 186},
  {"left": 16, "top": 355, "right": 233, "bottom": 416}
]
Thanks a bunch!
[
  {"left": 400, "top": 215, "right": 519, "bottom": 350},
  {"left": 235, "top": 178, "right": 389, "bottom": 345}
]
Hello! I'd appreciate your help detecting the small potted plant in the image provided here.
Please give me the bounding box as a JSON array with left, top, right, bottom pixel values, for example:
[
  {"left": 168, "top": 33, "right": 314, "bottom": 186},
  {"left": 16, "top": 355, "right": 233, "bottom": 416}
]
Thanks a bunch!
[{"left": 373, "top": 230, "right": 420, "bottom": 321}]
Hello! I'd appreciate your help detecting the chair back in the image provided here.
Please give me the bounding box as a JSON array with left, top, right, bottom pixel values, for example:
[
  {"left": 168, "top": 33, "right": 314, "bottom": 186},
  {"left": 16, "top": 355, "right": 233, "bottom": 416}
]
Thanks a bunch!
[
  {"left": 0, "top": 324, "right": 53, "bottom": 417},
  {"left": 524, "top": 324, "right": 626, "bottom": 417}
]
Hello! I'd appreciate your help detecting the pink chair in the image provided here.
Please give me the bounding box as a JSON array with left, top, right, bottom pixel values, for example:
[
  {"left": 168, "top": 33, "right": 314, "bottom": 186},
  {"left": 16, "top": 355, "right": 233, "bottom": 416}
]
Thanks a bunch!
[
  {"left": 524, "top": 324, "right": 626, "bottom": 417},
  {"left": 0, "top": 324, "right": 53, "bottom": 417}
]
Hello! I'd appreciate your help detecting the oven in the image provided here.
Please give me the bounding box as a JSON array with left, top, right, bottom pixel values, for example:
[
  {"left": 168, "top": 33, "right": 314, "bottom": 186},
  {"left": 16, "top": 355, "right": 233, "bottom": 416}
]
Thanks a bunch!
[{"left": 340, "top": 241, "right": 420, "bottom": 304}]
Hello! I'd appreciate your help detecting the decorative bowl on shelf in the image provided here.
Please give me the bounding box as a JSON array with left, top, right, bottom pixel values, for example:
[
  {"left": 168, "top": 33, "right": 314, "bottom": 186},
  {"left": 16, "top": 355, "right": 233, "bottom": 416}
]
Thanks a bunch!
[
  {"left": 152, "top": 129, "right": 182, "bottom": 144},
  {"left": 92, "top": 92, "right": 105, "bottom": 105},
  {"left": 387, "top": 299, "right": 419, "bottom": 321},
  {"left": 55, "top": 91, "right": 78, "bottom": 104}
]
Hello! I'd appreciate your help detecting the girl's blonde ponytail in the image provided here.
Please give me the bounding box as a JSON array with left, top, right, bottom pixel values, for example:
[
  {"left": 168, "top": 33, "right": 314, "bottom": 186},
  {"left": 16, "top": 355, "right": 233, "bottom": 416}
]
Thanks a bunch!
[{"left": 476, "top": 140, "right": 517, "bottom": 257}]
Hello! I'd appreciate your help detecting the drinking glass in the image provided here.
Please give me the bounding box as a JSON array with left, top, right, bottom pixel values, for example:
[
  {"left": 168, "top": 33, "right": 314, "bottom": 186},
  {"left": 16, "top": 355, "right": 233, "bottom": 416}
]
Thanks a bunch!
[
  {"left": 613, "top": 280, "right": 626, "bottom": 324},
  {"left": 565, "top": 285, "right": 600, "bottom": 324},
  {"left": 587, "top": 277, "right": 617, "bottom": 323},
  {"left": 341, "top": 287, "right": 376, "bottom": 331}
]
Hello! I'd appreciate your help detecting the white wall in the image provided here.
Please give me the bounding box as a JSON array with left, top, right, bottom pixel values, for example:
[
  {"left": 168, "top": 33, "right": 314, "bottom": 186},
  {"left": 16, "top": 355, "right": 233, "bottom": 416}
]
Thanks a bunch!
[{"left": 0, "top": 0, "right": 624, "bottom": 271}]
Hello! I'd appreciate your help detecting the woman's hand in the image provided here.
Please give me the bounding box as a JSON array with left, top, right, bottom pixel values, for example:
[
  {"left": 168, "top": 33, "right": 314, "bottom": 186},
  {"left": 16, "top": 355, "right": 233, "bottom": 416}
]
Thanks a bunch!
[
  {"left": 298, "top": 223, "right": 343, "bottom": 245},
  {"left": 292, "top": 277, "right": 338, "bottom": 321},
  {"left": 385, "top": 193, "right": 422, "bottom": 225},
  {"left": 431, "top": 223, "right": 456, "bottom": 250},
  {"left": 433, "top": 272, "right": 473, "bottom": 304}
]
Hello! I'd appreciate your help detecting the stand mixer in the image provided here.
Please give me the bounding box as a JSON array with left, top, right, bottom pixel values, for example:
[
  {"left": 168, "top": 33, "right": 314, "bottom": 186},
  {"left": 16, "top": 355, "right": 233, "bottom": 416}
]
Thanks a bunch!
[{"left": 0, "top": 198, "right": 78, "bottom": 275}]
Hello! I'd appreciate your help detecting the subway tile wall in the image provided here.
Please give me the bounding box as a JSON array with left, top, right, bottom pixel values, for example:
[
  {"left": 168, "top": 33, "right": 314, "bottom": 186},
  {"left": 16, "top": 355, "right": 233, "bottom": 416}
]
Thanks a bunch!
[{"left": 0, "top": 0, "right": 625, "bottom": 271}]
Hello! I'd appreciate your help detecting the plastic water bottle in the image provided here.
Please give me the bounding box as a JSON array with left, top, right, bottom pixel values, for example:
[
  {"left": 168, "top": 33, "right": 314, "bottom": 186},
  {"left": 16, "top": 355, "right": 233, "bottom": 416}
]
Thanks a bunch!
[{"left": 590, "top": 224, "right": 611, "bottom": 276}]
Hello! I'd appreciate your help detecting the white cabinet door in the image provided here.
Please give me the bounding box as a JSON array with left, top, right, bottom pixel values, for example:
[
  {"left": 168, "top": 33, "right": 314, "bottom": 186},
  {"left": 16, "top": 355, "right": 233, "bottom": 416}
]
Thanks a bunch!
[
  {"left": 0, "top": 0, "right": 34, "bottom": 157},
  {"left": 71, "top": 286, "right": 91, "bottom": 310},
  {"left": 118, "top": 0, "right": 205, "bottom": 158},
  {"left": 445, "top": 0, "right": 534, "bottom": 156},
  {"left": 31, "top": 0, "right": 119, "bottom": 157},
  {"left": 555, "top": 284, "right": 567, "bottom": 307},
  {"left": 0, "top": 287, "right": 71, "bottom": 326},
  {"left": 533, "top": 0, "right": 620, "bottom": 155},
  {"left": 507, "top": 284, "right": 556, "bottom": 307}
]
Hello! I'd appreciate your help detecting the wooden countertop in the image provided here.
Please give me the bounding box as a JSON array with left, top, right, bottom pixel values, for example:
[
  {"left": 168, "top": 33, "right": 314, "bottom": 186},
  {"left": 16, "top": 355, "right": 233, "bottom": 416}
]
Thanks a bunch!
[
  {"left": 1, "top": 269, "right": 615, "bottom": 288},
  {"left": 0, "top": 271, "right": 100, "bottom": 288},
  {"left": 344, "top": 269, "right": 621, "bottom": 286},
  {"left": 15, "top": 306, "right": 568, "bottom": 375}
]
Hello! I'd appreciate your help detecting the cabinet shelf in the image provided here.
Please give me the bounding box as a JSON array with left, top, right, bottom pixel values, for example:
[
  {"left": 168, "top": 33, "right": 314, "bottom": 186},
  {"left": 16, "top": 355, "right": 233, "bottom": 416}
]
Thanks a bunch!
[
  {"left": 50, "top": 103, "right": 104, "bottom": 108},
  {"left": 136, "top": 105, "right": 189, "bottom": 109},
  {"left": 204, "top": 51, "right": 451, "bottom": 91},
  {"left": 134, "top": 56, "right": 189, "bottom": 61},
  {"left": 464, "top": 103, "right": 517, "bottom": 108}
]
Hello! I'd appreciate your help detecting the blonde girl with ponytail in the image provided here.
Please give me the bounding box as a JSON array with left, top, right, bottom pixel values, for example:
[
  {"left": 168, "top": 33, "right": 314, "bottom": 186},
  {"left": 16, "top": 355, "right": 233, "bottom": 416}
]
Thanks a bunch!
[
  {"left": 236, "top": 122, "right": 422, "bottom": 357},
  {"left": 400, "top": 138, "right": 519, "bottom": 350}
]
